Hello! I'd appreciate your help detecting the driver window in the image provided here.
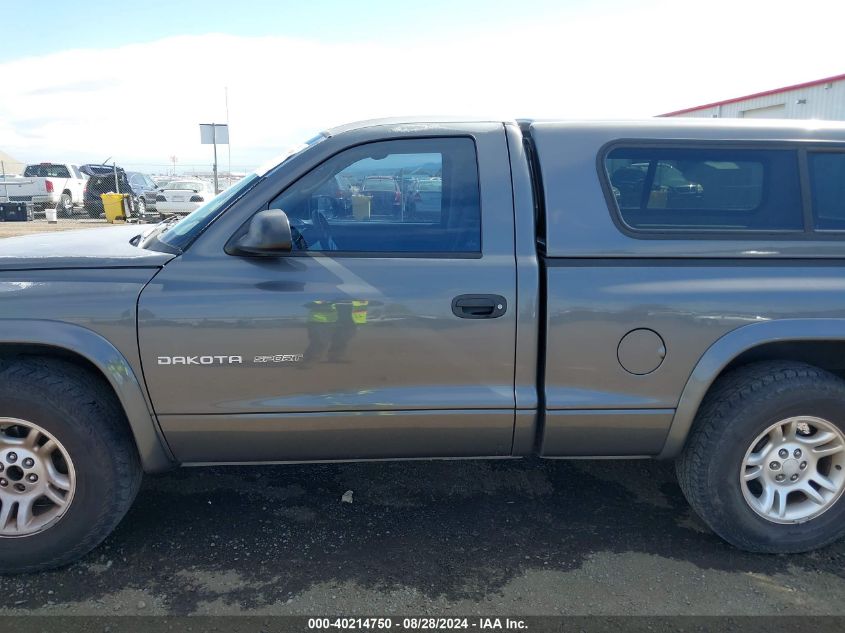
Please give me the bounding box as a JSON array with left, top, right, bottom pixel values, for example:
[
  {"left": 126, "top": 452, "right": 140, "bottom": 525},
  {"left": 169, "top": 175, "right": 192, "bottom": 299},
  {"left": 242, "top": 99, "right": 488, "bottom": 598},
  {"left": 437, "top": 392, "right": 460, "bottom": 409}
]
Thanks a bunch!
[{"left": 268, "top": 137, "right": 481, "bottom": 254}]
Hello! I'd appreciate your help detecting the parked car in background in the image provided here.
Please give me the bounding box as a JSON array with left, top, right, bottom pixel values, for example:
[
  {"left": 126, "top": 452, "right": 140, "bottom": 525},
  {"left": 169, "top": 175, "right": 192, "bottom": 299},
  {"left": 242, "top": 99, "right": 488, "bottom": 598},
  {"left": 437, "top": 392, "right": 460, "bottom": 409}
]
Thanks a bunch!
[
  {"left": 361, "top": 175, "right": 401, "bottom": 216},
  {"left": 155, "top": 179, "right": 215, "bottom": 216},
  {"left": 127, "top": 172, "right": 160, "bottom": 218},
  {"left": 313, "top": 174, "right": 353, "bottom": 216},
  {"left": 610, "top": 161, "right": 705, "bottom": 210},
  {"left": 405, "top": 177, "right": 442, "bottom": 217},
  {"left": 0, "top": 163, "right": 86, "bottom": 217},
  {"left": 81, "top": 164, "right": 136, "bottom": 219}
]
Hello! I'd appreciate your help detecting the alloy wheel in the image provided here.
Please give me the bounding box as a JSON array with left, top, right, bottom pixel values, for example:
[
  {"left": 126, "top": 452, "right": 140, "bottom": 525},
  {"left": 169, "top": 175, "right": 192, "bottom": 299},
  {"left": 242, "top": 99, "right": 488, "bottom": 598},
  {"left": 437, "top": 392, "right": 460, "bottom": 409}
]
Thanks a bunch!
[
  {"left": 0, "top": 418, "right": 76, "bottom": 537},
  {"left": 741, "top": 416, "right": 845, "bottom": 523}
]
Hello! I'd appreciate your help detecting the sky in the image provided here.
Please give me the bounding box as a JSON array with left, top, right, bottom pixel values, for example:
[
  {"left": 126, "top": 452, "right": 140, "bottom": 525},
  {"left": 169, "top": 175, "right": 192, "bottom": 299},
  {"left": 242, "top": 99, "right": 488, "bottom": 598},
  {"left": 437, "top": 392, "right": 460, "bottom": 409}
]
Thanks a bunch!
[{"left": 1, "top": 0, "right": 844, "bottom": 174}]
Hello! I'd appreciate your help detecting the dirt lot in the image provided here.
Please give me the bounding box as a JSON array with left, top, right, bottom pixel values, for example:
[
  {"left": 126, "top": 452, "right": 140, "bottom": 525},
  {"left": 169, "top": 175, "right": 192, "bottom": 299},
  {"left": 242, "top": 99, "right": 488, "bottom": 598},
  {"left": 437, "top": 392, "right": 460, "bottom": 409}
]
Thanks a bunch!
[
  {"left": 1, "top": 459, "right": 845, "bottom": 616},
  {"left": 0, "top": 218, "right": 117, "bottom": 238}
]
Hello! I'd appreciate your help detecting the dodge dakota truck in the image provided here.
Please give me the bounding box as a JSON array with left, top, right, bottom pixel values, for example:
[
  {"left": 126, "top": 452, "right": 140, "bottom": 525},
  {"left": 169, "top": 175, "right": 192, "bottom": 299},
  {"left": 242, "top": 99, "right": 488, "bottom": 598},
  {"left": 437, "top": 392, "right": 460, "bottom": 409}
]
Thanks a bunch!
[{"left": 3, "top": 117, "right": 845, "bottom": 572}]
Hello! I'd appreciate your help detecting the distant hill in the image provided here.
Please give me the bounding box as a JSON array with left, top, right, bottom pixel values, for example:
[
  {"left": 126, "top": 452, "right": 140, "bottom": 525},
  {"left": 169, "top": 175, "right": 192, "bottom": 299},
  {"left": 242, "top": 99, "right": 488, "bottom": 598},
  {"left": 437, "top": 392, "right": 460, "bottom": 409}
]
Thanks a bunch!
[{"left": 0, "top": 150, "right": 23, "bottom": 175}]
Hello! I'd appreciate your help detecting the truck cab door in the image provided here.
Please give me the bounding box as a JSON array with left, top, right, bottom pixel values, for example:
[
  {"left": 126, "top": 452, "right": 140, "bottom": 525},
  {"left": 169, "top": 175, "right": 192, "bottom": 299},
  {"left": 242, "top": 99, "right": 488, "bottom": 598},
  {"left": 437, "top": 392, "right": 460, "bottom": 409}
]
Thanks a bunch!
[{"left": 138, "top": 129, "right": 518, "bottom": 463}]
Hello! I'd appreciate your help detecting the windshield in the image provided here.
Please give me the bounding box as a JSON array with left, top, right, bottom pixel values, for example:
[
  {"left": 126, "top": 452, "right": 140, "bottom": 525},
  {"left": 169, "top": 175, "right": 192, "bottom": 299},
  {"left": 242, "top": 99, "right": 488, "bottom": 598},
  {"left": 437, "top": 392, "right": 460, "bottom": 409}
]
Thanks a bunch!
[
  {"left": 362, "top": 177, "right": 396, "bottom": 192},
  {"left": 254, "top": 133, "right": 326, "bottom": 177},
  {"left": 141, "top": 132, "right": 325, "bottom": 252},
  {"left": 167, "top": 181, "right": 206, "bottom": 190},
  {"left": 148, "top": 174, "right": 259, "bottom": 250},
  {"left": 24, "top": 164, "right": 70, "bottom": 178}
]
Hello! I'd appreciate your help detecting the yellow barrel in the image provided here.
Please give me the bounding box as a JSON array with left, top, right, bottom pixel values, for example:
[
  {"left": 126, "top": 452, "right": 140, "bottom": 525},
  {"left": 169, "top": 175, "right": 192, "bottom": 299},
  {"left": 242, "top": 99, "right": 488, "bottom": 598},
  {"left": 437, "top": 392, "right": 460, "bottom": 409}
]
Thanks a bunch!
[
  {"left": 351, "top": 194, "right": 371, "bottom": 220},
  {"left": 101, "top": 193, "right": 129, "bottom": 223}
]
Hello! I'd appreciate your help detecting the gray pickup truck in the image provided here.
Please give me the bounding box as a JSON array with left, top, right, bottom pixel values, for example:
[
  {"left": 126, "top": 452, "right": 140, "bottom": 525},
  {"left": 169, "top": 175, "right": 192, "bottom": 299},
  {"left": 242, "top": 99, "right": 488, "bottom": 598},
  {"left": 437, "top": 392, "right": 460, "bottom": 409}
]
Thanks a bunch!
[{"left": 3, "top": 117, "right": 845, "bottom": 572}]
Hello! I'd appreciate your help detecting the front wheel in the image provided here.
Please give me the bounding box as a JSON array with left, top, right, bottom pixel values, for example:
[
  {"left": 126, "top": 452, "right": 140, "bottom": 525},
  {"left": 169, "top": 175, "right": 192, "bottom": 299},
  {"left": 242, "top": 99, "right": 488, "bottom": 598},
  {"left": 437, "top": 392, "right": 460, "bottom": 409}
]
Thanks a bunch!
[
  {"left": 0, "top": 358, "right": 141, "bottom": 573},
  {"left": 677, "top": 361, "right": 845, "bottom": 553}
]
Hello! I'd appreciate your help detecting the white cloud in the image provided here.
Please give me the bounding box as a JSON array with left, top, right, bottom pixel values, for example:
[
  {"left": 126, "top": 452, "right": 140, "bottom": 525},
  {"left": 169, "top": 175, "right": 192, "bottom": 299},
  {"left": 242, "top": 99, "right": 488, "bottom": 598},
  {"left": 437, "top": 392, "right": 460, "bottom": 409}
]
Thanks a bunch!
[{"left": 1, "top": 0, "right": 843, "bottom": 172}]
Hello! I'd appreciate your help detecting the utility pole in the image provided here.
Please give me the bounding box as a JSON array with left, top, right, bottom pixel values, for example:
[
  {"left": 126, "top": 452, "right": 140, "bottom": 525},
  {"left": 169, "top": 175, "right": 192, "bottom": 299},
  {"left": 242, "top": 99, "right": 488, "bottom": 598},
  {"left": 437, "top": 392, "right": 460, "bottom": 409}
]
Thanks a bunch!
[
  {"left": 225, "top": 87, "right": 231, "bottom": 189},
  {"left": 212, "top": 124, "right": 219, "bottom": 194}
]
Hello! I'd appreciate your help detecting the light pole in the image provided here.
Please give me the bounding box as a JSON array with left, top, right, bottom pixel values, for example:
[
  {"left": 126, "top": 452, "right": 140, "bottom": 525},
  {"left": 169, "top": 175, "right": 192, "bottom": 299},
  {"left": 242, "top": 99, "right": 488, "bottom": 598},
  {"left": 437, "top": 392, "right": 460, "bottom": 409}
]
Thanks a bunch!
[{"left": 199, "top": 123, "right": 229, "bottom": 194}]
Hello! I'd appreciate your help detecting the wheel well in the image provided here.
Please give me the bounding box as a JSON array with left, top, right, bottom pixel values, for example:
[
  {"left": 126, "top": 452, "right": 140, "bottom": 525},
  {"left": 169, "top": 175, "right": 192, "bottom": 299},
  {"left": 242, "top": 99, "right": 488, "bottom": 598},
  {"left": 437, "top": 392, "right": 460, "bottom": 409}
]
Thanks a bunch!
[
  {"left": 661, "top": 334, "right": 845, "bottom": 459},
  {"left": 722, "top": 340, "right": 845, "bottom": 383},
  {"left": 0, "top": 343, "right": 135, "bottom": 439}
]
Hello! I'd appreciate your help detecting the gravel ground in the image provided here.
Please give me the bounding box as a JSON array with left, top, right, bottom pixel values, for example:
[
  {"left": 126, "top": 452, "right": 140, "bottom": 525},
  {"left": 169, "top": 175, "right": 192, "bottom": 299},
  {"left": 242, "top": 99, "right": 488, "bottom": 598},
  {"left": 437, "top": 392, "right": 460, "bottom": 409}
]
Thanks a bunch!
[
  {"left": 0, "top": 217, "right": 118, "bottom": 238},
  {"left": 2, "top": 458, "right": 845, "bottom": 616}
]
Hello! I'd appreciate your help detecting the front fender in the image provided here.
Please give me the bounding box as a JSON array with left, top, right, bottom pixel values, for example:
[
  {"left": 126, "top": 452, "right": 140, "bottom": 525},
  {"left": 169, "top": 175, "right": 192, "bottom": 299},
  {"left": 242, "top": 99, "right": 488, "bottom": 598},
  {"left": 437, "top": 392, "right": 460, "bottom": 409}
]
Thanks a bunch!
[
  {"left": 659, "top": 318, "right": 845, "bottom": 459},
  {"left": 0, "top": 319, "right": 176, "bottom": 472}
]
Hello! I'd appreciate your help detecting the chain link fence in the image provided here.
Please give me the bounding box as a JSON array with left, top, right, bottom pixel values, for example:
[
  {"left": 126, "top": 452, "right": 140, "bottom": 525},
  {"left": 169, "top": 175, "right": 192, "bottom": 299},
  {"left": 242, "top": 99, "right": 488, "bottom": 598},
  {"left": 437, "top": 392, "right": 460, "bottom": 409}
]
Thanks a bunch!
[{"left": 0, "top": 156, "right": 246, "bottom": 222}]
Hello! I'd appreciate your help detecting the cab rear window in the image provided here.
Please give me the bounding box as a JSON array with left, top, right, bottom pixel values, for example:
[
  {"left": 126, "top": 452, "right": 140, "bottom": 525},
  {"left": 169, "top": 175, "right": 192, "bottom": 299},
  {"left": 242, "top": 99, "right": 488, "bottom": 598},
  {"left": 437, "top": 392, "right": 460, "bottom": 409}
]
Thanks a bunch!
[
  {"left": 24, "top": 164, "right": 71, "bottom": 178},
  {"left": 604, "top": 147, "right": 803, "bottom": 232}
]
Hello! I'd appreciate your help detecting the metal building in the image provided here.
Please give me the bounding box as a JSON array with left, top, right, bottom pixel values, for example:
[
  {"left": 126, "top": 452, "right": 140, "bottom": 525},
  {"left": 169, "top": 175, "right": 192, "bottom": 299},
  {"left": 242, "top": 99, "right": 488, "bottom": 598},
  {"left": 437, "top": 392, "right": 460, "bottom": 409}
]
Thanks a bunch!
[{"left": 660, "top": 73, "right": 845, "bottom": 120}]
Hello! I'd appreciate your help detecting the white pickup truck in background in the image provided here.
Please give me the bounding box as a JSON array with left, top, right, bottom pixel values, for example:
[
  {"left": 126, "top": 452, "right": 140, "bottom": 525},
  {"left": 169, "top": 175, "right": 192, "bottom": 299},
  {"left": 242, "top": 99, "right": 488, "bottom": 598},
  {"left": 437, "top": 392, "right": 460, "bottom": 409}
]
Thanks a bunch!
[{"left": 0, "top": 163, "right": 86, "bottom": 217}]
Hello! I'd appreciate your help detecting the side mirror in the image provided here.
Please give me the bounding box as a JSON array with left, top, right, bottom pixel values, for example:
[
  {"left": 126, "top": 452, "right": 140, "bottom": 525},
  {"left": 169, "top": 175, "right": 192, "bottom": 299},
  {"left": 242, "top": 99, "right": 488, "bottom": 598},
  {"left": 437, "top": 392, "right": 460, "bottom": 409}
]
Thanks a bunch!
[{"left": 227, "top": 208, "right": 292, "bottom": 256}]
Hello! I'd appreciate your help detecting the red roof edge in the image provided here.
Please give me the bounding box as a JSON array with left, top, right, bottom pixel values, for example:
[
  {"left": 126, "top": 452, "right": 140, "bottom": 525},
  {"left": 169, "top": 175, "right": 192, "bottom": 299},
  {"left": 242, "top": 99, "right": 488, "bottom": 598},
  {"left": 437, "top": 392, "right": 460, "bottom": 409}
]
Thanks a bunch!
[{"left": 658, "top": 73, "right": 845, "bottom": 117}]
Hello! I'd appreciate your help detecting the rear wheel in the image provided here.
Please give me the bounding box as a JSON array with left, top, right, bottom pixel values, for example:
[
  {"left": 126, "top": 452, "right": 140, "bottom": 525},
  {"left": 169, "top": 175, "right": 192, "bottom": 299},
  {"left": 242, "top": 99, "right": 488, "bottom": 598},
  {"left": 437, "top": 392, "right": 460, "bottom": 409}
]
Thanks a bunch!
[
  {"left": 740, "top": 416, "right": 845, "bottom": 524},
  {"left": 57, "top": 193, "right": 73, "bottom": 219},
  {"left": 677, "top": 361, "right": 845, "bottom": 553},
  {"left": 0, "top": 358, "right": 141, "bottom": 573}
]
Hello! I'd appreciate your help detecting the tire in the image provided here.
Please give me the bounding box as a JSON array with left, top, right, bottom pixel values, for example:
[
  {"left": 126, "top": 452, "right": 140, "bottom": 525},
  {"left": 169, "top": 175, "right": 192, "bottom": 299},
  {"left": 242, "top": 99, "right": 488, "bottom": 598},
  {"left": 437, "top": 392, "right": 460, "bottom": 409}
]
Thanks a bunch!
[
  {"left": 58, "top": 193, "right": 73, "bottom": 219},
  {"left": 0, "top": 358, "right": 141, "bottom": 573},
  {"left": 677, "top": 361, "right": 845, "bottom": 553}
]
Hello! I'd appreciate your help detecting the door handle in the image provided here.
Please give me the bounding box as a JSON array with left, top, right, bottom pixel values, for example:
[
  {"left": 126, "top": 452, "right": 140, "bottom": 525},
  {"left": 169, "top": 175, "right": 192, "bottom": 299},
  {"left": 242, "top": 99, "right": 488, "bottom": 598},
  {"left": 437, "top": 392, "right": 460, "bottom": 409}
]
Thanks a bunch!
[{"left": 451, "top": 294, "right": 507, "bottom": 319}]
